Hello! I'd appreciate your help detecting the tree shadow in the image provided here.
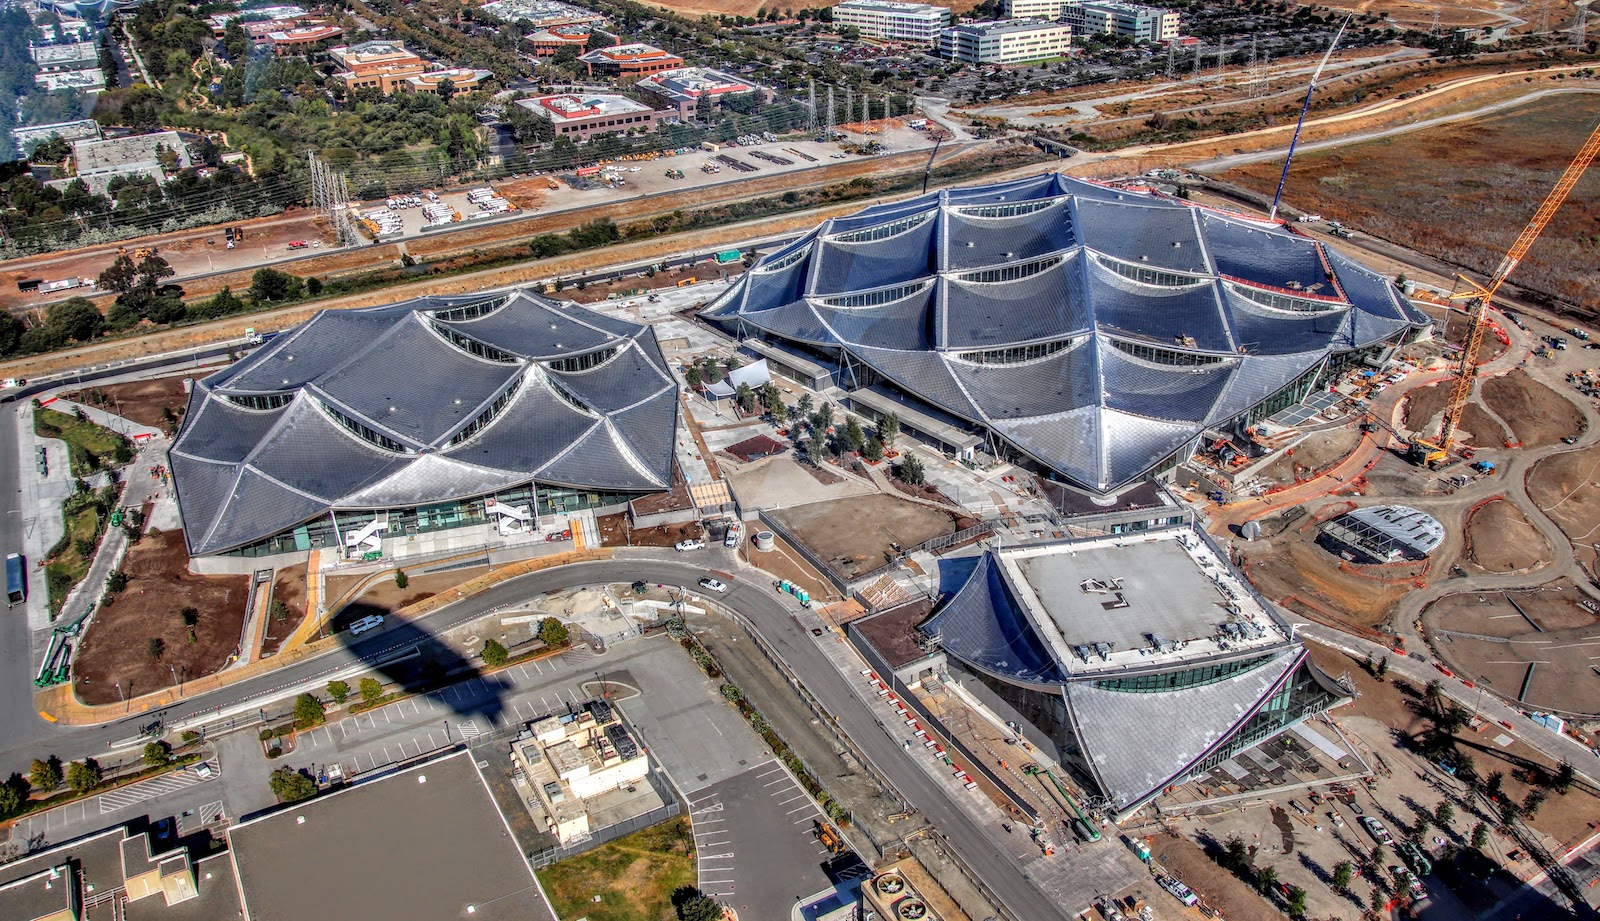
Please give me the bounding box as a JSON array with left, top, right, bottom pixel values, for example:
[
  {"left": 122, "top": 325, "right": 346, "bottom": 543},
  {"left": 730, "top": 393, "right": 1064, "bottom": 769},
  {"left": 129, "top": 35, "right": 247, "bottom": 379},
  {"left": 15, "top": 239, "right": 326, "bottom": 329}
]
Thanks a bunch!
[{"left": 334, "top": 603, "right": 508, "bottom": 725}]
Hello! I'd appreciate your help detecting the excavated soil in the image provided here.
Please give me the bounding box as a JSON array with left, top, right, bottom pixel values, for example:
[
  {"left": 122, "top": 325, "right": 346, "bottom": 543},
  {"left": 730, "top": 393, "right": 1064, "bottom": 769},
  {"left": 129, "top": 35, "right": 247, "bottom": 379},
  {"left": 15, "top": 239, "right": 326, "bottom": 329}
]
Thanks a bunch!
[
  {"left": 1254, "top": 427, "right": 1363, "bottom": 486},
  {"left": 1241, "top": 530, "right": 1416, "bottom": 630},
  {"left": 769, "top": 493, "right": 959, "bottom": 583},
  {"left": 1481, "top": 369, "right": 1586, "bottom": 448},
  {"left": 63, "top": 373, "right": 195, "bottom": 430},
  {"left": 1402, "top": 381, "right": 1509, "bottom": 447},
  {"left": 1463, "top": 498, "right": 1550, "bottom": 574},
  {"left": 261, "top": 569, "right": 309, "bottom": 658},
  {"left": 72, "top": 530, "right": 249, "bottom": 705}
]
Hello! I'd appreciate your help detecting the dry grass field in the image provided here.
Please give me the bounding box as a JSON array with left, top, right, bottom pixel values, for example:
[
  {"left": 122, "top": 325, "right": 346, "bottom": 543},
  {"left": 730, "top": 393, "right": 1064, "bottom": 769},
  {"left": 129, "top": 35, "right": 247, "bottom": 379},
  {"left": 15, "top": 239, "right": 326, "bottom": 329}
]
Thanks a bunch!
[{"left": 1224, "top": 93, "right": 1600, "bottom": 310}]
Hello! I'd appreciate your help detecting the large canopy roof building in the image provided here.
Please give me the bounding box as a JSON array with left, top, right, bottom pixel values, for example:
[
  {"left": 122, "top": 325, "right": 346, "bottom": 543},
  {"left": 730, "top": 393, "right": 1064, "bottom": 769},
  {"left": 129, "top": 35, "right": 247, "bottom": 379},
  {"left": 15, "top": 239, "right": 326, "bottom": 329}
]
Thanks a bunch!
[
  {"left": 703, "top": 173, "right": 1429, "bottom": 497},
  {"left": 170, "top": 289, "right": 678, "bottom": 561},
  {"left": 918, "top": 522, "right": 1349, "bottom": 820}
]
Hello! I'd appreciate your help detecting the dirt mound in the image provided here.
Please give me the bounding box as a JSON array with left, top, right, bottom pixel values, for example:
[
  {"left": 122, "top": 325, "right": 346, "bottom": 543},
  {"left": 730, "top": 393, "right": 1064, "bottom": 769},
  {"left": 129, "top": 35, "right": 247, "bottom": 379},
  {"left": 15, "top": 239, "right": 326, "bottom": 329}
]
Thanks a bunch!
[
  {"left": 1401, "top": 382, "right": 1508, "bottom": 447},
  {"left": 1464, "top": 499, "right": 1549, "bottom": 573},
  {"left": 73, "top": 530, "right": 249, "bottom": 705},
  {"left": 1482, "top": 369, "right": 1585, "bottom": 448},
  {"left": 1241, "top": 535, "right": 1413, "bottom": 629}
]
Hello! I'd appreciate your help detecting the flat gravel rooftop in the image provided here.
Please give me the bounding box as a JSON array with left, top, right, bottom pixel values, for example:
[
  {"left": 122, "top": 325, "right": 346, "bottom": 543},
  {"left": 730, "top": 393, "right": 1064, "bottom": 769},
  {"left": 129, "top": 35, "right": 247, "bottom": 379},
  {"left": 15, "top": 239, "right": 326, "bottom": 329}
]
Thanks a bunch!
[{"left": 1012, "top": 537, "right": 1229, "bottom": 653}]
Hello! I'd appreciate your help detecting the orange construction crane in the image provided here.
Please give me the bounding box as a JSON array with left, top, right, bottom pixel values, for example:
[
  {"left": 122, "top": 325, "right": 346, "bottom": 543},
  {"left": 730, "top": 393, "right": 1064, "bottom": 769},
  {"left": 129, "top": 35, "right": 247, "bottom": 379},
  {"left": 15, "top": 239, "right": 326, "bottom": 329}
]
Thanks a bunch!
[{"left": 1409, "top": 116, "right": 1600, "bottom": 467}]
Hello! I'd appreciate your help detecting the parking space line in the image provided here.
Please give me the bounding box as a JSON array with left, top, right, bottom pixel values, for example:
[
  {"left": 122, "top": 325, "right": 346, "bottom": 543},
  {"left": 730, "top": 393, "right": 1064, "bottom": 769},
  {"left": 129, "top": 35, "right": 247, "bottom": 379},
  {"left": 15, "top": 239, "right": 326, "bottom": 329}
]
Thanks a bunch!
[
  {"left": 793, "top": 814, "right": 818, "bottom": 825},
  {"left": 762, "top": 777, "right": 790, "bottom": 787},
  {"left": 427, "top": 732, "right": 437, "bottom": 748},
  {"left": 775, "top": 794, "right": 807, "bottom": 806},
  {"left": 784, "top": 803, "right": 815, "bottom": 816}
]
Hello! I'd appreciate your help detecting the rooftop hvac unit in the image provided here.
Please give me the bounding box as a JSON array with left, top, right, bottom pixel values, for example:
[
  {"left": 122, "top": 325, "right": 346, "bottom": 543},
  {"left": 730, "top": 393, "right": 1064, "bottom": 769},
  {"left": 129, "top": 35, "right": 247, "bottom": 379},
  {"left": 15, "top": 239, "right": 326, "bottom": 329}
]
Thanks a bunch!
[{"left": 873, "top": 873, "right": 905, "bottom": 897}]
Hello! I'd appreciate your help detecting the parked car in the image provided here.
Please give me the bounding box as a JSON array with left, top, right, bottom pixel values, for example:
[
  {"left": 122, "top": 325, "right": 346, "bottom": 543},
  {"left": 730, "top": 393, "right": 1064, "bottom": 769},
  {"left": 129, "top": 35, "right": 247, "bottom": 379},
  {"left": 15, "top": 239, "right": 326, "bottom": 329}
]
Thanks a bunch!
[
  {"left": 675, "top": 538, "right": 705, "bottom": 552},
  {"left": 1361, "top": 815, "right": 1394, "bottom": 845},
  {"left": 698, "top": 577, "right": 728, "bottom": 593},
  {"left": 724, "top": 522, "right": 742, "bottom": 548},
  {"left": 348, "top": 614, "right": 384, "bottom": 636}
]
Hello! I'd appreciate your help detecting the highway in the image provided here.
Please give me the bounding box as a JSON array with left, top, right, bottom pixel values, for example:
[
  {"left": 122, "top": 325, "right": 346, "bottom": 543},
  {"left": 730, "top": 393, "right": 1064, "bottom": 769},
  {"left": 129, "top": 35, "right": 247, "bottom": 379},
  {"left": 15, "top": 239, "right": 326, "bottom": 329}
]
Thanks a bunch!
[{"left": 0, "top": 556, "right": 1071, "bottom": 920}]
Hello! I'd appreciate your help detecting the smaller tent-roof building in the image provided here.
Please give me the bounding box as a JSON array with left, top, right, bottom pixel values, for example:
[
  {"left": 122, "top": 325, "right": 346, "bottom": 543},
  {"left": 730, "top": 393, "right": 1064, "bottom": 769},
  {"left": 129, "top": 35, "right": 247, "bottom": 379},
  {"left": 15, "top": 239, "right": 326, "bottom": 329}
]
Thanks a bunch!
[
  {"left": 169, "top": 288, "right": 679, "bottom": 565},
  {"left": 1320, "top": 504, "right": 1444, "bottom": 563}
]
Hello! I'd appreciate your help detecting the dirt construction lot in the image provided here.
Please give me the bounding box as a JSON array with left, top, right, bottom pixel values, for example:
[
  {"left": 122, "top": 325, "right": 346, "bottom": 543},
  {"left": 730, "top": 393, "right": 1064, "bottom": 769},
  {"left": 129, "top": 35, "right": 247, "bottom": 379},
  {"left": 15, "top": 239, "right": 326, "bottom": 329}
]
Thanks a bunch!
[
  {"left": 1463, "top": 498, "right": 1549, "bottom": 574},
  {"left": 1240, "top": 511, "right": 1421, "bottom": 630},
  {"left": 1402, "top": 381, "right": 1508, "bottom": 447},
  {"left": 64, "top": 373, "right": 194, "bottom": 430},
  {"left": 768, "top": 493, "right": 960, "bottom": 583},
  {"left": 1424, "top": 583, "right": 1600, "bottom": 717},
  {"left": 72, "top": 530, "right": 249, "bottom": 705},
  {"left": 1481, "top": 369, "right": 1586, "bottom": 448},
  {"left": 1528, "top": 440, "right": 1600, "bottom": 572}
]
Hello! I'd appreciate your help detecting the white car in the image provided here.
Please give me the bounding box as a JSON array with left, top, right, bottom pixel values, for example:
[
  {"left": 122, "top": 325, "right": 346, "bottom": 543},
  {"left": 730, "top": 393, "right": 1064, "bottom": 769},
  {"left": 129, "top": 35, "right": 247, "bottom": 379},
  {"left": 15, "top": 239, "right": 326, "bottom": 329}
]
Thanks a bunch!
[
  {"left": 348, "top": 614, "right": 384, "bottom": 636},
  {"left": 1361, "top": 816, "right": 1394, "bottom": 846},
  {"left": 724, "top": 523, "right": 742, "bottom": 548},
  {"left": 698, "top": 577, "right": 728, "bottom": 593},
  {"left": 674, "top": 538, "right": 705, "bottom": 552}
]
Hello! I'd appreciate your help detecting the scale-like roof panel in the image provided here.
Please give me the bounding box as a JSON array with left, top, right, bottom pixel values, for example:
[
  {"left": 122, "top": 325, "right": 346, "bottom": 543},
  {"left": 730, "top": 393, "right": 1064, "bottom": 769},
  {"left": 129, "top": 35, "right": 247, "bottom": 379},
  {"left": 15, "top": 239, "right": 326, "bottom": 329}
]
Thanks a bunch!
[
  {"left": 171, "top": 289, "right": 677, "bottom": 555},
  {"left": 922, "top": 554, "right": 1067, "bottom": 685},
  {"left": 705, "top": 174, "right": 1428, "bottom": 496}
]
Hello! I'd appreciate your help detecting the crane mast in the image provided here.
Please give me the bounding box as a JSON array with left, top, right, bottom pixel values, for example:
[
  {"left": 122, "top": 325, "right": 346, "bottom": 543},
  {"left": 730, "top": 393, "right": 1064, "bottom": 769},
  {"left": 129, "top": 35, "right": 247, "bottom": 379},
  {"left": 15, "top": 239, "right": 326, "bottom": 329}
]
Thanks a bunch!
[{"left": 1426, "top": 117, "right": 1600, "bottom": 458}]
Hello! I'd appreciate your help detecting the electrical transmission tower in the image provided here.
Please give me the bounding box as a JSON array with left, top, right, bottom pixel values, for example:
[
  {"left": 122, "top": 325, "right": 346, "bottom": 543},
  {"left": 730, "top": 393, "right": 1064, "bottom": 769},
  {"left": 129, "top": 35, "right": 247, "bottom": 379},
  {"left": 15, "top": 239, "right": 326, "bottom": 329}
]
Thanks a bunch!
[
  {"left": 1428, "top": 9, "right": 1441, "bottom": 36},
  {"left": 308, "top": 153, "right": 357, "bottom": 247},
  {"left": 825, "top": 86, "right": 835, "bottom": 135},
  {"left": 1165, "top": 41, "right": 1176, "bottom": 79},
  {"left": 1573, "top": 3, "right": 1589, "bottom": 47}
]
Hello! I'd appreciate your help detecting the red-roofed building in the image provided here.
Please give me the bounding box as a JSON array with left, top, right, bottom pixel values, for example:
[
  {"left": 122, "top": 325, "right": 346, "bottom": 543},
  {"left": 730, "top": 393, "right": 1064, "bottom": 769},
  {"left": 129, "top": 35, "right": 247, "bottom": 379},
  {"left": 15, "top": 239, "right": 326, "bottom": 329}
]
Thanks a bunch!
[
  {"left": 527, "top": 23, "right": 591, "bottom": 56},
  {"left": 577, "top": 42, "right": 682, "bottom": 78},
  {"left": 266, "top": 24, "right": 344, "bottom": 54}
]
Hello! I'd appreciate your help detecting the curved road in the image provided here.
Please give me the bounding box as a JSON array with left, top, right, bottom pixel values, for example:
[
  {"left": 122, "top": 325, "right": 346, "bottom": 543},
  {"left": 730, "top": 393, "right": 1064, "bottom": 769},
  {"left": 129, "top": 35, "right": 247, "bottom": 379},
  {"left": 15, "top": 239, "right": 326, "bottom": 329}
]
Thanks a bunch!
[{"left": 0, "top": 556, "right": 1071, "bottom": 921}]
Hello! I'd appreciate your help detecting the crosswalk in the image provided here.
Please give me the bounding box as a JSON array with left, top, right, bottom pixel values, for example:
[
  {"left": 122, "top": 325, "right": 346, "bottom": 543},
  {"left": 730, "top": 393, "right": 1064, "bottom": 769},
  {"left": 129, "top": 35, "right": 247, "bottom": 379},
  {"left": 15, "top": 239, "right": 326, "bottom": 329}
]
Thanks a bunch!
[
  {"left": 178, "top": 801, "right": 224, "bottom": 835},
  {"left": 99, "top": 761, "right": 219, "bottom": 814},
  {"left": 455, "top": 720, "right": 483, "bottom": 740}
]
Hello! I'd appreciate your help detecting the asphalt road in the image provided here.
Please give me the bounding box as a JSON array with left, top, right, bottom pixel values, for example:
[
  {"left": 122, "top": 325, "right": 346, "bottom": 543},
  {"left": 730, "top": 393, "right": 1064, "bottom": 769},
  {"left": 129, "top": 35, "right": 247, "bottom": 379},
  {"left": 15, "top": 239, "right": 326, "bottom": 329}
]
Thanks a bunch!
[
  {"left": 0, "top": 557, "right": 1069, "bottom": 921},
  {"left": 0, "top": 401, "right": 54, "bottom": 758}
]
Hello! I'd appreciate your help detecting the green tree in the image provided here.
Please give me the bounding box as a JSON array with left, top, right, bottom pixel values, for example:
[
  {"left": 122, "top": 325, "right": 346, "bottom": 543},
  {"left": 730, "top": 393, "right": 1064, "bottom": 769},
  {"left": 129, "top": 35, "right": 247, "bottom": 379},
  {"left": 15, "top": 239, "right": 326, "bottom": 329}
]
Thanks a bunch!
[
  {"left": 539, "top": 617, "right": 570, "bottom": 647},
  {"left": 1523, "top": 789, "right": 1547, "bottom": 817},
  {"left": 46, "top": 298, "right": 105, "bottom": 342},
  {"left": 482, "top": 638, "right": 509, "bottom": 667},
  {"left": 1332, "top": 860, "right": 1353, "bottom": 890},
  {"left": 142, "top": 741, "right": 170, "bottom": 767},
  {"left": 180, "top": 607, "right": 199, "bottom": 628},
  {"left": 268, "top": 766, "right": 317, "bottom": 802},
  {"left": 721, "top": 683, "right": 743, "bottom": 703},
  {"left": 359, "top": 676, "right": 384, "bottom": 703},
  {"left": 863, "top": 437, "right": 884, "bottom": 462},
  {"left": 250, "top": 268, "right": 304, "bottom": 303},
  {"left": 1435, "top": 801, "right": 1454, "bottom": 827},
  {"left": 1219, "top": 836, "right": 1249, "bottom": 874},
  {"left": 1554, "top": 760, "right": 1576, "bottom": 794},
  {"left": 0, "top": 777, "right": 24, "bottom": 818},
  {"left": 685, "top": 366, "right": 702, "bottom": 389},
  {"left": 106, "top": 570, "right": 128, "bottom": 593},
  {"left": 896, "top": 453, "right": 925, "bottom": 485},
  {"left": 326, "top": 680, "right": 351, "bottom": 704},
  {"left": 1255, "top": 865, "right": 1278, "bottom": 896},
  {"left": 97, "top": 253, "right": 139, "bottom": 295},
  {"left": 394, "top": 569, "right": 409, "bottom": 589},
  {"left": 673, "top": 886, "right": 724, "bottom": 921},
  {"left": 1485, "top": 771, "right": 1505, "bottom": 801},
  {"left": 1471, "top": 822, "right": 1490, "bottom": 849},
  {"left": 1376, "top": 655, "right": 1389, "bottom": 678},
  {"left": 294, "top": 693, "right": 325, "bottom": 728},
  {"left": 878, "top": 411, "right": 899, "bottom": 448},
  {"left": 147, "top": 637, "right": 165, "bottom": 660},
  {"left": 29, "top": 757, "right": 62, "bottom": 792},
  {"left": 1284, "top": 885, "right": 1307, "bottom": 919},
  {"left": 222, "top": 17, "right": 247, "bottom": 59},
  {"left": 840, "top": 416, "right": 865, "bottom": 454},
  {"left": 1413, "top": 812, "right": 1431, "bottom": 837},
  {"left": 66, "top": 759, "right": 101, "bottom": 796}
]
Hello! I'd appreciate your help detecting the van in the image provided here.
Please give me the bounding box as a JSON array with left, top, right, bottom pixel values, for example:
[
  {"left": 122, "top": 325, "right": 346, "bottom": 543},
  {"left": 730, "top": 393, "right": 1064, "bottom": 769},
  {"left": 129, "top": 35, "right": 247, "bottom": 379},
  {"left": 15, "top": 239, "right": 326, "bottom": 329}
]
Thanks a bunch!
[{"left": 348, "top": 614, "right": 384, "bottom": 636}]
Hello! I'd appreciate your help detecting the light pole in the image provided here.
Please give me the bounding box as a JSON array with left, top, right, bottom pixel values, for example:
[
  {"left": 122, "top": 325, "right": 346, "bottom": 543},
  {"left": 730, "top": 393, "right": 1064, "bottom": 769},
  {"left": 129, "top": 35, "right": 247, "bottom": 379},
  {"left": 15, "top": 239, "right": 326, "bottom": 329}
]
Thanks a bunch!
[
  {"left": 116, "top": 680, "right": 126, "bottom": 714},
  {"left": 169, "top": 664, "right": 181, "bottom": 696}
]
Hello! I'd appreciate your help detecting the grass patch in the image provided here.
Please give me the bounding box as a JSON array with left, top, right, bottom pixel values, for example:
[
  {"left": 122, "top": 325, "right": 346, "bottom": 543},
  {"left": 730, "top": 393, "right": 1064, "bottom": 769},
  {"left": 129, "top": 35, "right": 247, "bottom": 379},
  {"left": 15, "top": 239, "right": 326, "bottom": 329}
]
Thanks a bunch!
[
  {"left": 34, "top": 407, "right": 131, "bottom": 477},
  {"left": 535, "top": 816, "right": 695, "bottom": 921},
  {"left": 43, "top": 483, "right": 121, "bottom": 618}
]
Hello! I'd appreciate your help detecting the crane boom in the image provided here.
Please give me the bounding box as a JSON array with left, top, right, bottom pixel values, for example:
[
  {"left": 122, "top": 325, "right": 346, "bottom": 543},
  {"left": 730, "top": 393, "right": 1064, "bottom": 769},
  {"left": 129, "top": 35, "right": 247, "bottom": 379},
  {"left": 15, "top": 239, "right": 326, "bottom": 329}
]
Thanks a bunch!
[{"left": 1434, "top": 117, "right": 1600, "bottom": 452}]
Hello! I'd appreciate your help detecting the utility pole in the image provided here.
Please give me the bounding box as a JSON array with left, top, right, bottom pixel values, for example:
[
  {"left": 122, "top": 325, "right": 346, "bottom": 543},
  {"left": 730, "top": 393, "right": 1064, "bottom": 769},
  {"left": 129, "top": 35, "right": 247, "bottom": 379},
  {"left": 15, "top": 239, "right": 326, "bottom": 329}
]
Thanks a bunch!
[
  {"left": 1165, "top": 41, "right": 1175, "bottom": 78},
  {"left": 1573, "top": 3, "right": 1589, "bottom": 47}
]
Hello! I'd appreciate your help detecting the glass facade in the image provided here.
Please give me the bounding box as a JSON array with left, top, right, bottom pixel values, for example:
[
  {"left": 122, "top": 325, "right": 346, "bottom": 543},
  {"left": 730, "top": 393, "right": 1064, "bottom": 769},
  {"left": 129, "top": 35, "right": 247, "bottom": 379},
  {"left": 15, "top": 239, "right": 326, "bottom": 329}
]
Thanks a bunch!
[
  {"left": 220, "top": 482, "right": 638, "bottom": 557},
  {"left": 953, "top": 338, "right": 1075, "bottom": 366},
  {"left": 1226, "top": 281, "right": 1344, "bottom": 314},
  {"left": 818, "top": 280, "right": 932, "bottom": 309},
  {"left": 1095, "top": 254, "right": 1205, "bottom": 288},
  {"left": 225, "top": 392, "right": 294, "bottom": 410},
  {"left": 1094, "top": 654, "right": 1273, "bottom": 692},
  {"left": 952, "top": 652, "right": 1347, "bottom": 813},
  {"left": 955, "top": 255, "right": 1063, "bottom": 285},
  {"left": 832, "top": 212, "right": 930, "bottom": 244},
  {"left": 1108, "top": 337, "right": 1226, "bottom": 367},
  {"left": 955, "top": 199, "right": 1060, "bottom": 219}
]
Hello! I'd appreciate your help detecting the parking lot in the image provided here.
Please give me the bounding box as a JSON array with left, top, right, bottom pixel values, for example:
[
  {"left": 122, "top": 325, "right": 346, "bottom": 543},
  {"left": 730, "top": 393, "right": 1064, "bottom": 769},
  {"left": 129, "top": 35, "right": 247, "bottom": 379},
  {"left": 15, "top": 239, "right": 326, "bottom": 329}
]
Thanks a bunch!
[{"left": 687, "top": 760, "right": 836, "bottom": 918}]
